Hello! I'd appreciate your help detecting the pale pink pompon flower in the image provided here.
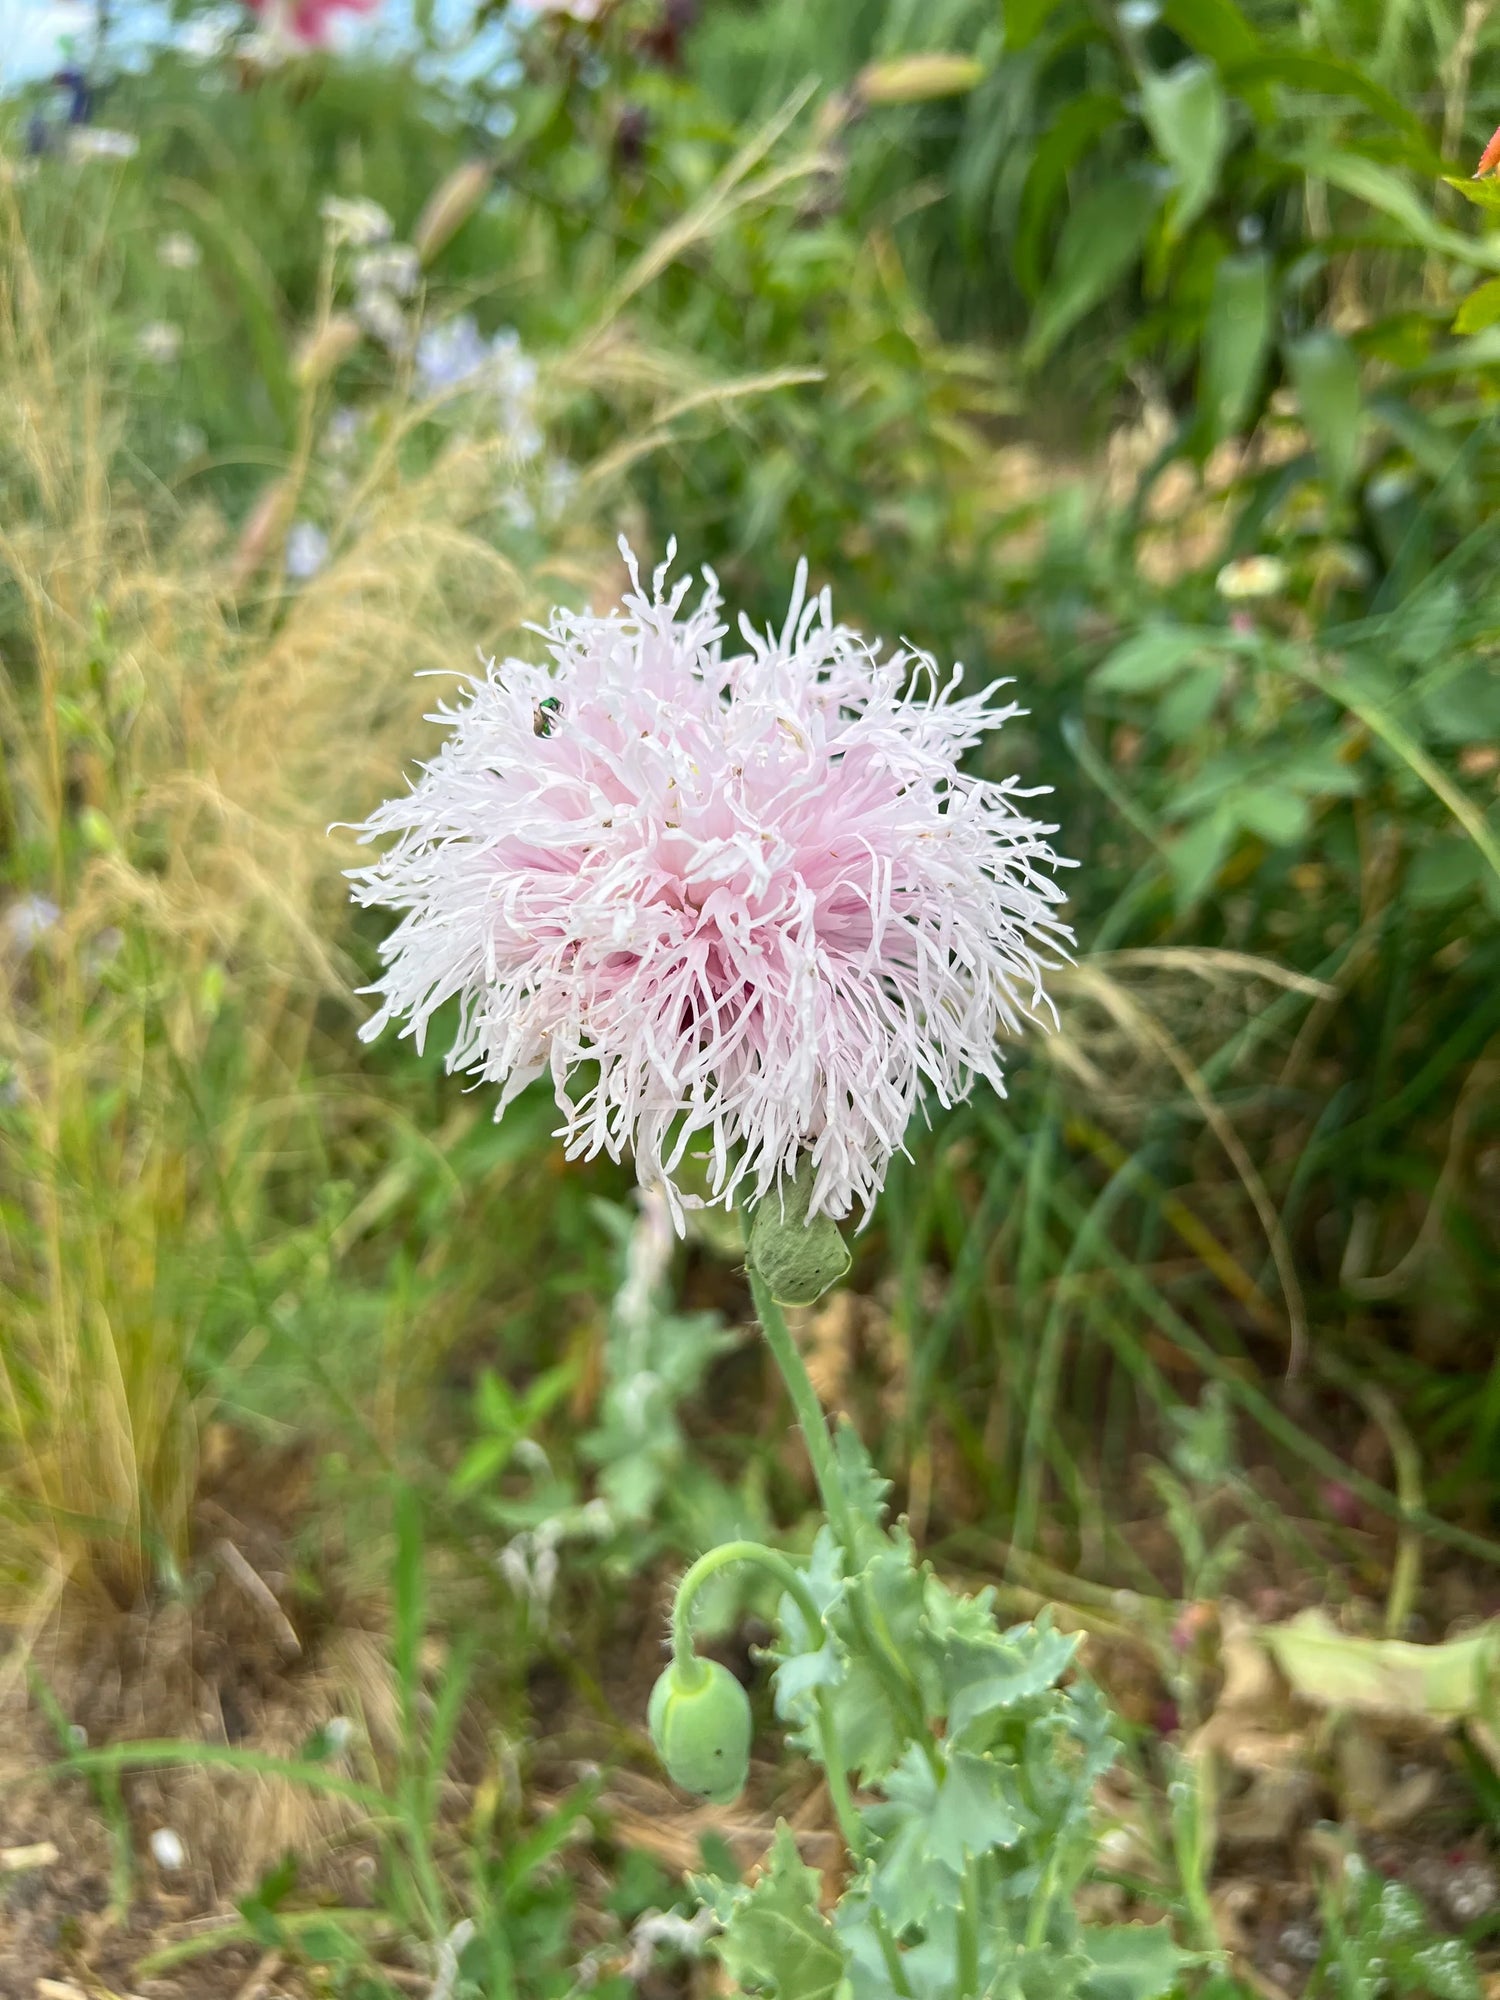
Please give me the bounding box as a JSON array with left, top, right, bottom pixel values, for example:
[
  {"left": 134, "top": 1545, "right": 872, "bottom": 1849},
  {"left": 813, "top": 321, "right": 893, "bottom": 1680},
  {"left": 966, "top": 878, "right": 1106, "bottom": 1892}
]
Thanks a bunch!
[{"left": 349, "top": 544, "right": 1073, "bottom": 1227}]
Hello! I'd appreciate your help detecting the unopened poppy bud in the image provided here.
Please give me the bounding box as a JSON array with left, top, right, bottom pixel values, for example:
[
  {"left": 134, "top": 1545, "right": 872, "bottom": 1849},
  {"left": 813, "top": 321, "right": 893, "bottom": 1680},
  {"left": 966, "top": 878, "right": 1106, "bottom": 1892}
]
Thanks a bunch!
[{"left": 647, "top": 1656, "right": 751, "bottom": 1805}]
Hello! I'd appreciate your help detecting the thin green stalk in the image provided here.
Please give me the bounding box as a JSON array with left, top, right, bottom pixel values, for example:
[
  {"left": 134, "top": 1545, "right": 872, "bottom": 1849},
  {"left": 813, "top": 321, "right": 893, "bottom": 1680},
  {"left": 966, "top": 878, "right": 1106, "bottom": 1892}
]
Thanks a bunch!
[
  {"left": 1322, "top": 1365, "right": 1423, "bottom": 1638},
  {"left": 13, "top": 1737, "right": 390, "bottom": 1812},
  {"left": 980, "top": 1110, "right": 1500, "bottom": 1569},
  {"left": 748, "top": 1266, "right": 859, "bottom": 1561},
  {"left": 873, "top": 1907, "right": 915, "bottom": 1998},
  {"left": 745, "top": 1236, "right": 941, "bottom": 1799},
  {"left": 672, "top": 1539, "right": 824, "bottom": 1655},
  {"left": 1024, "top": 1840, "right": 1060, "bottom": 1952},
  {"left": 1168, "top": 1745, "right": 1221, "bottom": 1956},
  {"left": 957, "top": 1853, "right": 982, "bottom": 1996}
]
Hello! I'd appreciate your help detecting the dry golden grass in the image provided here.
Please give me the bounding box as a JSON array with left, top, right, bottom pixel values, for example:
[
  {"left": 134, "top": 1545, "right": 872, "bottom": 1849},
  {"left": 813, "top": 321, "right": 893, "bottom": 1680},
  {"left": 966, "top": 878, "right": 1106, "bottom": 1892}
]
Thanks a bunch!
[
  {"left": 0, "top": 183, "right": 567, "bottom": 1613},
  {"left": 0, "top": 105, "right": 832, "bottom": 1624}
]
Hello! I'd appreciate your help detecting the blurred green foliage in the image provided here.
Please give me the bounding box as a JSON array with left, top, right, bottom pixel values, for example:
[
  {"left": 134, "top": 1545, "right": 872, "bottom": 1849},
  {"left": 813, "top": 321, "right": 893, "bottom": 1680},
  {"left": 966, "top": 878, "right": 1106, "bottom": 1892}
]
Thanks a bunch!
[{"left": 7, "top": 0, "right": 1500, "bottom": 1987}]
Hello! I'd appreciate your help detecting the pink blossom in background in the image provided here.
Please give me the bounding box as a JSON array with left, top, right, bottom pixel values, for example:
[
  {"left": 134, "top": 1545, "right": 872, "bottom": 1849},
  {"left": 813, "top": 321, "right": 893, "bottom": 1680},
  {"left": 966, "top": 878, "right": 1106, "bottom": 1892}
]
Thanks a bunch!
[
  {"left": 350, "top": 545, "right": 1072, "bottom": 1225},
  {"left": 247, "top": 0, "right": 379, "bottom": 47}
]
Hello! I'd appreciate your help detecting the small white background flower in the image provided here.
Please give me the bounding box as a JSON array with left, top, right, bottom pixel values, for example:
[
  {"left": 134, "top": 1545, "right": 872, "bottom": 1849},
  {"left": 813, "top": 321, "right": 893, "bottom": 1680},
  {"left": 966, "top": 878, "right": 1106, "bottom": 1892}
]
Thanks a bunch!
[
  {"left": 157, "top": 231, "right": 201, "bottom": 271},
  {"left": 285, "top": 521, "right": 330, "bottom": 581}
]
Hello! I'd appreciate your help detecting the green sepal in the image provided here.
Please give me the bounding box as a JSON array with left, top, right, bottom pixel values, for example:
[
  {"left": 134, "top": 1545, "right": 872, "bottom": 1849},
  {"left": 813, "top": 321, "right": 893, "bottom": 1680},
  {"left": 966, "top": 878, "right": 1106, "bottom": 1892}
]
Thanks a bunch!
[{"left": 748, "top": 1156, "right": 851, "bottom": 1307}]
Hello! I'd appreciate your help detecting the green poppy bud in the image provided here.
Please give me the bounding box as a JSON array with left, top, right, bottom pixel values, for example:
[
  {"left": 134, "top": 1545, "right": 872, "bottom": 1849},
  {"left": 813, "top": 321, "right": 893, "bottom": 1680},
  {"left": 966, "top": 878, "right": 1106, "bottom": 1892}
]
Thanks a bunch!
[{"left": 647, "top": 1655, "right": 752, "bottom": 1805}]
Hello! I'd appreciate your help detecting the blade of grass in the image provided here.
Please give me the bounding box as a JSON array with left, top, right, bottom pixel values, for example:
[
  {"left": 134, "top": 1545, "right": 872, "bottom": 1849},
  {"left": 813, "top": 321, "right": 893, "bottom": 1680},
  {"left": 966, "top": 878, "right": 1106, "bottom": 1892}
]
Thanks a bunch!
[
  {"left": 976, "top": 1107, "right": 1500, "bottom": 1568},
  {"left": 10, "top": 1738, "right": 390, "bottom": 1812}
]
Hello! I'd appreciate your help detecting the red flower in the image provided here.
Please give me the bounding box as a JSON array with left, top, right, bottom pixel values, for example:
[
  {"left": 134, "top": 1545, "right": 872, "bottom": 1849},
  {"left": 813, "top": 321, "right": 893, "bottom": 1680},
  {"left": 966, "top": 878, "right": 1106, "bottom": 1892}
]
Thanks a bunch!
[
  {"left": 1476, "top": 121, "right": 1500, "bottom": 177},
  {"left": 247, "top": 0, "right": 380, "bottom": 47}
]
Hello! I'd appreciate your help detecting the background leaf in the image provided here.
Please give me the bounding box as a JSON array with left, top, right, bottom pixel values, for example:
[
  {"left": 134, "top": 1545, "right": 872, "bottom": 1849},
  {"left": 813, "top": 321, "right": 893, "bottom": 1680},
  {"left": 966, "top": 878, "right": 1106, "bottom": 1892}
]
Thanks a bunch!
[
  {"left": 1142, "top": 61, "right": 1230, "bottom": 241},
  {"left": 1287, "top": 329, "right": 1364, "bottom": 494},
  {"left": 1023, "top": 175, "right": 1160, "bottom": 367},
  {"left": 1200, "top": 250, "right": 1272, "bottom": 441}
]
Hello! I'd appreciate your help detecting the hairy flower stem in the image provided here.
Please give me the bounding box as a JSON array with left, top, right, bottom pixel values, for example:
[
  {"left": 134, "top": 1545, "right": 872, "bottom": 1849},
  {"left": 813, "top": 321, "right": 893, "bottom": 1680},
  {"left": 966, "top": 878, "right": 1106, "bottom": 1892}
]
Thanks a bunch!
[
  {"left": 669, "top": 1539, "right": 864, "bottom": 1862},
  {"left": 747, "top": 1265, "right": 860, "bottom": 1563},
  {"left": 670, "top": 1541, "right": 823, "bottom": 1664}
]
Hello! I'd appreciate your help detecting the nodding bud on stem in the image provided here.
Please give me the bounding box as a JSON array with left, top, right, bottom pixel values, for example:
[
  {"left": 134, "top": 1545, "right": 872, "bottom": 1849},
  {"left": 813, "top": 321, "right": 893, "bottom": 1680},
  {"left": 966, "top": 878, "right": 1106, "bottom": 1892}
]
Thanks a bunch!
[
  {"left": 647, "top": 1655, "right": 752, "bottom": 1805},
  {"left": 748, "top": 1155, "right": 851, "bottom": 1307}
]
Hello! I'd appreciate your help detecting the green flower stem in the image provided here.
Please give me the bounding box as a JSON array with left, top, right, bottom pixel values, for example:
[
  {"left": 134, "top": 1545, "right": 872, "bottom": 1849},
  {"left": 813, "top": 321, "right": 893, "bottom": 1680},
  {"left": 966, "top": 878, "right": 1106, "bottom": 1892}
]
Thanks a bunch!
[
  {"left": 747, "top": 1265, "right": 859, "bottom": 1562},
  {"left": 668, "top": 1539, "right": 865, "bottom": 1863},
  {"left": 872, "top": 1907, "right": 915, "bottom": 1998},
  {"left": 957, "top": 1852, "right": 982, "bottom": 1997},
  {"left": 1168, "top": 1742, "right": 1221, "bottom": 1956},
  {"left": 812, "top": 1688, "right": 866, "bottom": 1865},
  {"left": 846, "top": 1582, "right": 945, "bottom": 1781},
  {"left": 1023, "top": 1840, "right": 1057, "bottom": 1952},
  {"left": 748, "top": 1261, "right": 945, "bottom": 1784},
  {"left": 671, "top": 1540, "right": 823, "bottom": 1662}
]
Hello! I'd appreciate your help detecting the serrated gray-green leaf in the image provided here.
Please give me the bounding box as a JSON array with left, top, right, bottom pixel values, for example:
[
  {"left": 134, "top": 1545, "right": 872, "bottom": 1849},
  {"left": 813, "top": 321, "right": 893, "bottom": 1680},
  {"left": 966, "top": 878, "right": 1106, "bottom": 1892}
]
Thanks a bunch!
[
  {"left": 947, "top": 1615, "right": 1081, "bottom": 1743},
  {"left": 1407, "top": 1938, "right": 1483, "bottom": 2000},
  {"left": 826, "top": 1651, "right": 915, "bottom": 1784},
  {"left": 826, "top": 1538, "right": 939, "bottom": 1781},
  {"left": 831, "top": 1421, "right": 892, "bottom": 1542},
  {"left": 1022, "top": 1684, "right": 1120, "bottom": 1832},
  {"left": 771, "top": 1535, "right": 841, "bottom": 1666},
  {"left": 1011, "top": 1941, "right": 1099, "bottom": 1999},
  {"left": 707, "top": 1822, "right": 847, "bottom": 2000},
  {"left": 920, "top": 1573, "right": 1001, "bottom": 1642},
  {"left": 894, "top": 1904, "right": 966, "bottom": 2000},
  {"left": 863, "top": 1743, "right": 1028, "bottom": 1934},
  {"left": 769, "top": 1531, "right": 848, "bottom": 1753},
  {"left": 927, "top": 1751, "right": 1026, "bottom": 1870},
  {"left": 1079, "top": 1922, "right": 1192, "bottom": 2000},
  {"left": 865, "top": 1745, "right": 959, "bottom": 1931},
  {"left": 772, "top": 1637, "right": 842, "bottom": 1720}
]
